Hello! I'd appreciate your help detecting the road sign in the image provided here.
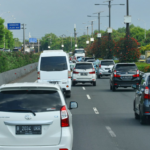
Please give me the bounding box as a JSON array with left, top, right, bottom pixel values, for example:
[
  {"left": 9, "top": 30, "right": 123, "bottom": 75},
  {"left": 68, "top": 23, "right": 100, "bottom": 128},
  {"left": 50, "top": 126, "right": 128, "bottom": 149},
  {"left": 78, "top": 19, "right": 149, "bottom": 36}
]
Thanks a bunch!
[
  {"left": 97, "top": 33, "right": 101, "bottom": 38},
  {"left": 7, "top": 23, "right": 21, "bottom": 30},
  {"left": 29, "top": 38, "right": 37, "bottom": 43}
]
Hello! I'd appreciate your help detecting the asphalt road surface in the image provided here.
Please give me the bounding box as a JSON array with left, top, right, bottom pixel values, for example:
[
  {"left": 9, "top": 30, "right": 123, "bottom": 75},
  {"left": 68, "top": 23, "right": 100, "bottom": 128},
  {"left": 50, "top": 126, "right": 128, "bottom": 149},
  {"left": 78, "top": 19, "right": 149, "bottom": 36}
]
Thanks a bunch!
[{"left": 14, "top": 71, "right": 150, "bottom": 150}]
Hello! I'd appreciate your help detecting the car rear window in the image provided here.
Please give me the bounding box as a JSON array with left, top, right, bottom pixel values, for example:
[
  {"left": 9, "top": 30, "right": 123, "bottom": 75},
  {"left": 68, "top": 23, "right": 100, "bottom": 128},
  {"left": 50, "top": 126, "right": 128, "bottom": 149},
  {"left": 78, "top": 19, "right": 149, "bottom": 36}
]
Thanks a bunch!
[
  {"left": 116, "top": 64, "right": 137, "bottom": 74},
  {"left": 101, "top": 61, "right": 114, "bottom": 65},
  {"left": 0, "top": 90, "right": 62, "bottom": 112},
  {"left": 40, "top": 56, "right": 68, "bottom": 71},
  {"left": 75, "top": 63, "right": 93, "bottom": 69},
  {"left": 85, "top": 58, "right": 94, "bottom": 61}
]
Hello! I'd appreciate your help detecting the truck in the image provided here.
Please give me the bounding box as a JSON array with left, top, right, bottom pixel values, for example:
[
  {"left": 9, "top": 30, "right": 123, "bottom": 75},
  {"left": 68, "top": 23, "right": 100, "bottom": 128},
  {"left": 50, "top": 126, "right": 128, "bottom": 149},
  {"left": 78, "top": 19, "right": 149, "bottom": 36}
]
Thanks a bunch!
[{"left": 73, "top": 48, "right": 85, "bottom": 60}]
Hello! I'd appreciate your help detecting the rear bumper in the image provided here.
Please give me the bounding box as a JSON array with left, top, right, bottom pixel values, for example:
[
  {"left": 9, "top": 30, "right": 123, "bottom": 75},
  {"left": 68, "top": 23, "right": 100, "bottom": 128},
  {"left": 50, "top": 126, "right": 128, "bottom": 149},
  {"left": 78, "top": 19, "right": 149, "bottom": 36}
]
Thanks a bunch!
[
  {"left": 37, "top": 79, "right": 71, "bottom": 91},
  {"left": 114, "top": 81, "right": 139, "bottom": 87}
]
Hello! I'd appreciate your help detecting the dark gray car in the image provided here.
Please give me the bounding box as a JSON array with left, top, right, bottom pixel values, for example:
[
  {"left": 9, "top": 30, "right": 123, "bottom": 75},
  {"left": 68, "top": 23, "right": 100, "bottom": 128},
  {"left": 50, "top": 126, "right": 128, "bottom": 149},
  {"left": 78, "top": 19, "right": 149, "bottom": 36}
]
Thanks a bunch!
[
  {"left": 133, "top": 73, "right": 150, "bottom": 124},
  {"left": 110, "top": 63, "right": 140, "bottom": 91}
]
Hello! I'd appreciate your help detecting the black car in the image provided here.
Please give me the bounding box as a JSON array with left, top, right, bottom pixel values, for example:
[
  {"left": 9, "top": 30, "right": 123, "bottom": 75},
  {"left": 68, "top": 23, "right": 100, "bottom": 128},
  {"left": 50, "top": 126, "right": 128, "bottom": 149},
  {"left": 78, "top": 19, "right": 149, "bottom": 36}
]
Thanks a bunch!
[
  {"left": 133, "top": 73, "right": 150, "bottom": 124},
  {"left": 110, "top": 63, "right": 140, "bottom": 91}
]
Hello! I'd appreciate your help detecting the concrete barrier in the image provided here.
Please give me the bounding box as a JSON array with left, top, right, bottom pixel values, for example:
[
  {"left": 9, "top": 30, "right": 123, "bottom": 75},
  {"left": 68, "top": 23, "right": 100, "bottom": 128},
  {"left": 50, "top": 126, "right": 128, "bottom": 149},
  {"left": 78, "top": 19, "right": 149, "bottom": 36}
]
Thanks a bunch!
[{"left": 0, "top": 62, "right": 38, "bottom": 85}]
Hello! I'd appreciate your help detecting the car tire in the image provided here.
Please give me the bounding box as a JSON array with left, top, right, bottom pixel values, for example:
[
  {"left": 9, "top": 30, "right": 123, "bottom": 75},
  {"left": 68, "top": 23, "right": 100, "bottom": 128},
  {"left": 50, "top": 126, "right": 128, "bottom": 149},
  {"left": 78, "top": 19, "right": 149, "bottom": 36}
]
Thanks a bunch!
[
  {"left": 112, "top": 85, "right": 116, "bottom": 91},
  {"left": 140, "top": 111, "right": 146, "bottom": 124},
  {"left": 72, "top": 81, "right": 76, "bottom": 86},
  {"left": 97, "top": 74, "right": 100, "bottom": 79},
  {"left": 110, "top": 84, "right": 112, "bottom": 90},
  {"left": 66, "top": 91, "right": 71, "bottom": 98},
  {"left": 134, "top": 112, "right": 139, "bottom": 120},
  {"left": 93, "top": 82, "right": 96, "bottom": 86}
]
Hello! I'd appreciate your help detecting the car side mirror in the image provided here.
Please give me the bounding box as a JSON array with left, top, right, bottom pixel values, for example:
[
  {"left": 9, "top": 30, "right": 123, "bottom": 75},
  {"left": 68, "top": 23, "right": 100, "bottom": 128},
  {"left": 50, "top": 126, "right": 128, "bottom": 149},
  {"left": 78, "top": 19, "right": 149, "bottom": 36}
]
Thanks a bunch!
[
  {"left": 69, "top": 101, "right": 78, "bottom": 109},
  {"left": 132, "top": 84, "right": 137, "bottom": 89}
]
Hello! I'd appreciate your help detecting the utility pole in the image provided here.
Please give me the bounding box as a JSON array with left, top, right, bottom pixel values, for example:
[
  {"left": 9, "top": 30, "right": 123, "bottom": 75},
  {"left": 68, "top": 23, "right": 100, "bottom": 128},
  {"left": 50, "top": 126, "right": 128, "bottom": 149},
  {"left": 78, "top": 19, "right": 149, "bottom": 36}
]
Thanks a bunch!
[
  {"left": 38, "top": 39, "right": 40, "bottom": 53},
  {"left": 22, "top": 24, "right": 26, "bottom": 53},
  {"left": 126, "top": 0, "right": 130, "bottom": 37},
  {"left": 95, "top": 1, "right": 125, "bottom": 58}
]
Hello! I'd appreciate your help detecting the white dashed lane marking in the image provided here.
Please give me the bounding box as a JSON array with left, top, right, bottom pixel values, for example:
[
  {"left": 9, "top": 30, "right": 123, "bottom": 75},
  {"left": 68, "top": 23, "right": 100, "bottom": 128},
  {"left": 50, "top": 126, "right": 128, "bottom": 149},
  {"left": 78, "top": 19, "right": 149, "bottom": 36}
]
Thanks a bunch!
[
  {"left": 87, "top": 95, "right": 91, "bottom": 99},
  {"left": 83, "top": 87, "right": 86, "bottom": 90},
  {"left": 106, "top": 126, "right": 116, "bottom": 137},
  {"left": 93, "top": 107, "right": 99, "bottom": 114}
]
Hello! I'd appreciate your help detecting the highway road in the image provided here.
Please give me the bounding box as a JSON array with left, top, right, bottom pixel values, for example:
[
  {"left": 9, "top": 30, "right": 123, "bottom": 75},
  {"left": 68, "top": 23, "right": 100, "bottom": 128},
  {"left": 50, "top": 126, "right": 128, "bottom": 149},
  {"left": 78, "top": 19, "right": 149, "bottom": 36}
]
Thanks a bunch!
[{"left": 13, "top": 70, "right": 150, "bottom": 150}]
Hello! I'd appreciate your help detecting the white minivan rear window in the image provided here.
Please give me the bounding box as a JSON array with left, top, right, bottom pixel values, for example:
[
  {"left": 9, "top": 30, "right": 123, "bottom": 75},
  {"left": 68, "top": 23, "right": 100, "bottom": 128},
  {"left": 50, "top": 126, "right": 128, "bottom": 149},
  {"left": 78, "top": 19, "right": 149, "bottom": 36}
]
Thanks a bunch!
[{"left": 40, "top": 56, "right": 68, "bottom": 71}]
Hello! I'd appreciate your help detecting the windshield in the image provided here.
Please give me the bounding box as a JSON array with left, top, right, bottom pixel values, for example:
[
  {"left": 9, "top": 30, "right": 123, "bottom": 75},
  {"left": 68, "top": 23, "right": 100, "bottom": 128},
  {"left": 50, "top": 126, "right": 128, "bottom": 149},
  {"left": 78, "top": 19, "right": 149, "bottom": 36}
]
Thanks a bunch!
[
  {"left": 85, "top": 58, "right": 94, "bottom": 61},
  {"left": 116, "top": 64, "right": 137, "bottom": 74},
  {"left": 0, "top": 90, "right": 62, "bottom": 112},
  {"left": 40, "top": 56, "right": 68, "bottom": 71},
  {"left": 74, "top": 50, "right": 85, "bottom": 53},
  {"left": 101, "top": 61, "right": 114, "bottom": 65},
  {"left": 75, "top": 63, "right": 93, "bottom": 69}
]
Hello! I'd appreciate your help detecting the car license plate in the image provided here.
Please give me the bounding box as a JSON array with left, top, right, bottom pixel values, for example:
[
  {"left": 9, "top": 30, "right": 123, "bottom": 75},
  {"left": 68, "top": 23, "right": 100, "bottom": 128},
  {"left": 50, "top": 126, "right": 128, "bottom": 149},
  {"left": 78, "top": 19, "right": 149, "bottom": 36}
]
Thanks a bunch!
[
  {"left": 81, "top": 73, "right": 87, "bottom": 76},
  {"left": 16, "top": 125, "right": 41, "bottom": 135},
  {"left": 121, "top": 76, "right": 132, "bottom": 79}
]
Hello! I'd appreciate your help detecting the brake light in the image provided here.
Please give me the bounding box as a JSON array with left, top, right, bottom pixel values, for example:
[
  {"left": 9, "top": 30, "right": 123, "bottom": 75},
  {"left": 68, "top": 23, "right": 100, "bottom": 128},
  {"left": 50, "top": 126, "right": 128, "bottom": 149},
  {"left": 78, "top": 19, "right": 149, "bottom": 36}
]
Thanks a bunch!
[
  {"left": 89, "top": 71, "right": 95, "bottom": 74},
  {"left": 144, "top": 86, "right": 149, "bottom": 99},
  {"left": 68, "top": 71, "right": 71, "bottom": 78},
  {"left": 99, "top": 64, "right": 101, "bottom": 68},
  {"left": 73, "top": 71, "right": 79, "bottom": 74},
  {"left": 37, "top": 72, "right": 40, "bottom": 79},
  {"left": 133, "top": 70, "right": 140, "bottom": 78},
  {"left": 60, "top": 106, "right": 69, "bottom": 127},
  {"left": 114, "top": 70, "right": 120, "bottom": 78}
]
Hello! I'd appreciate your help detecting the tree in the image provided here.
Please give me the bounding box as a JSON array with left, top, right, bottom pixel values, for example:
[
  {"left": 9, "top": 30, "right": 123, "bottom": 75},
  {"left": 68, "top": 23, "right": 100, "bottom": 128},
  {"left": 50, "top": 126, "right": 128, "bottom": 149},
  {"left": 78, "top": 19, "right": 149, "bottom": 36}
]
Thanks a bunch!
[{"left": 0, "top": 18, "right": 5, "bottom": 48}]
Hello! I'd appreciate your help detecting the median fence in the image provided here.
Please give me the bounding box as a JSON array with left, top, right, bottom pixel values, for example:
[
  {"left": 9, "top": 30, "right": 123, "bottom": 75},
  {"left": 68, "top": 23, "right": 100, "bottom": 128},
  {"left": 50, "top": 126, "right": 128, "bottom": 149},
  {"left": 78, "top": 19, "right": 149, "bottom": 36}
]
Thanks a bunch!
[{"left": 0, "top": 62, "right": 37, "bottom": 86}]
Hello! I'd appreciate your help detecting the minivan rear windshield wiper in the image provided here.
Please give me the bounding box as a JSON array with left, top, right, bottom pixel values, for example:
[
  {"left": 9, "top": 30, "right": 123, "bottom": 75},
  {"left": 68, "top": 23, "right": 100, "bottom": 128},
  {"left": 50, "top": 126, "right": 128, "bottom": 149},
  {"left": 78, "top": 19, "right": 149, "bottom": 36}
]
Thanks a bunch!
[{"left": 8, "top": 109, "right": 36, "bottom": 116}]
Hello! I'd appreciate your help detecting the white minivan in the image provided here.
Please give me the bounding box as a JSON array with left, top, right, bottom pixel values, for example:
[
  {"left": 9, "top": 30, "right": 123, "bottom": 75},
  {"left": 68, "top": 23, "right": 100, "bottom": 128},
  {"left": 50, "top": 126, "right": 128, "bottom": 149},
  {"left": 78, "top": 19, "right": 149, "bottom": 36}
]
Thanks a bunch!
[{"left": 37, "top": 50, "right": 71, "bottom": 97}]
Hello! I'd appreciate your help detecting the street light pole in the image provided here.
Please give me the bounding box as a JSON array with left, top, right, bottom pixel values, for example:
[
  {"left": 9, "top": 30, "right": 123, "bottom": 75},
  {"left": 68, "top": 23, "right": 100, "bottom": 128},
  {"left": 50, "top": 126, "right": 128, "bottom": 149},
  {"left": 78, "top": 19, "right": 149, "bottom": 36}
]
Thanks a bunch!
[
  {"left": 22, "top": 24, "right": 26, "bottom": 53},
  {"left": 126, "top": 0, "right": 130, "bottom": 37}
]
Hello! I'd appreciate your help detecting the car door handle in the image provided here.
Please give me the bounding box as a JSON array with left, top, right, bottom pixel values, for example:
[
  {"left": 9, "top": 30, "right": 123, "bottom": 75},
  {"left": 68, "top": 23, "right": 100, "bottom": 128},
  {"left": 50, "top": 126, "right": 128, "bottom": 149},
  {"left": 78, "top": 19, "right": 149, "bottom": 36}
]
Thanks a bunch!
[{"left": 4, "top": 120, "right": 53, "bottom": 126}]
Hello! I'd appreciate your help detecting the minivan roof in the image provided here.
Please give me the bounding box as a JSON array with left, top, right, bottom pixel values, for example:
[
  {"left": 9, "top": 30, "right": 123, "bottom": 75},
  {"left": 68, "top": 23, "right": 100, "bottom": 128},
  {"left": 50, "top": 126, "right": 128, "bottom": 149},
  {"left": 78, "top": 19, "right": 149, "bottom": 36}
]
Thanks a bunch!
[
  {"left": 43, "top": 50, "right": 64, "bottom": 53},
  {"left": 41, "top": 50, "right": 67, "bottom": 57}
]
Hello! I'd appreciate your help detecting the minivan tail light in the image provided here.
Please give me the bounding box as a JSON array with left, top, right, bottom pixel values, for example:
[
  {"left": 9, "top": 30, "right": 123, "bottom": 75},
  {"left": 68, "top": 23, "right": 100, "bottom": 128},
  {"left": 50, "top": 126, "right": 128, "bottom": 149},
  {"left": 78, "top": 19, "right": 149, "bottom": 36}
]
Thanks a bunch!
[
  {"left": 37, "top": 72, "right": 40, "bottom": 79},
  {"left": 99, "top": 64, "right": 101, "bottom": 68},
  {"left": 73, "top": 71, "right": 79, "bottom": 74},
  {"left": 114, "top": 70, "right": 120, "bottom": 78},
  {"left": 60, "top": 106, "right": 69, "bottom": 127},
  {"left": 133, "top": 70, "right": 140, "bottom": 78},
  {"left": 68, "top": 71, "right": 71, "bottom": 78},
  {"left": 144, "top": 86, "right": 150, "bottom": 99},
  {"left": 89, "top": 71, "right": 95, "bottom": 74}
]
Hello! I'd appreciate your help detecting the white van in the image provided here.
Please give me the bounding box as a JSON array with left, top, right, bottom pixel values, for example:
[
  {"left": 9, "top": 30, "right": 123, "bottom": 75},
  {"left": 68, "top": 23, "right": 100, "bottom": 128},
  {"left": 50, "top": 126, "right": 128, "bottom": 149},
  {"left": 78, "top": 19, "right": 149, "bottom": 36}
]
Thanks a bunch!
[{"left": 37, "top": 50, "right": 71, "bottom": 97}]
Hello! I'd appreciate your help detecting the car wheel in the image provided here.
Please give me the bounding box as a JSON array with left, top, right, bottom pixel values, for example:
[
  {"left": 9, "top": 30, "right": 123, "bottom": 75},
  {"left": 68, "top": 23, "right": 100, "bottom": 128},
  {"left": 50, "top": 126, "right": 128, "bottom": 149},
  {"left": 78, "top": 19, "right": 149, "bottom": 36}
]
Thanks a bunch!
[
  {"left": 110, "top": 84, "right": 112, "bottom": 90},
  {"left": 93, "top": 82, "right": 96, "bottom": 86},
  {"left": 72, "top": 81, "right": 76, "bottom": 86},
  {"left": 140, "top": 111, "right": 146, "bottom": 124},
  {"left": 134, "top": 112, "right": 139, "bottom": 120},
  {"left": 66, "top": 91, "right": 71, "bottom": 98},
  {"left": 97, "top": 74, "right": 100, "bottom": 79},
  {"left": 112, "top": 85, "right": 116, "bottom": 91}
]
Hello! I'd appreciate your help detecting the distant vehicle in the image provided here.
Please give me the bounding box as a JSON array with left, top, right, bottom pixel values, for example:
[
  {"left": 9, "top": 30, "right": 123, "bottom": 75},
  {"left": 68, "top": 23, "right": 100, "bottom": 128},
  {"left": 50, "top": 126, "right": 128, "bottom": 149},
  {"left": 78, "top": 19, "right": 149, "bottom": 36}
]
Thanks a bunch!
[
  {"left": 97, "top": 60, "right": 115, "bottom": 78},
  {"left": 37, "top": 50, "right": 72, "bottom": 97},
  {"left": 93, "top": 62, "right": 98, "bottom": 73},
  {"left": 133, "top": 73, "right": 150, "bottom": 124},
  {"left": 73, "top": 49, "right": 85, "bottom": 60},
  {"left": 146, "top": 58, "right": 150, "bottom": 64},
  {"left": 0, "top": 82, "right": 78, "bottom": 149},
  {"left": 4, "top": 49, "right": 10, "bottom": 52},
  {"left": 0, "top": 48, "right": 4, "bottom": 51},
  {"left": 72, "top": 62, "right": 96, "bottom": 86},
  {"left": 12, "top": 48, "right": 19, "bottom": 52},
  {"left": 110, "top": 63, "right": 140, "bottom": 91},
  {"left": 138, "top": 55, "right": 146, "bottom": 63},
  {"left": 86, "top": 59, "right": 95, "bottom": 62},
  {"left": 82, "top": 57, "right": 94, "bottom": 62}
]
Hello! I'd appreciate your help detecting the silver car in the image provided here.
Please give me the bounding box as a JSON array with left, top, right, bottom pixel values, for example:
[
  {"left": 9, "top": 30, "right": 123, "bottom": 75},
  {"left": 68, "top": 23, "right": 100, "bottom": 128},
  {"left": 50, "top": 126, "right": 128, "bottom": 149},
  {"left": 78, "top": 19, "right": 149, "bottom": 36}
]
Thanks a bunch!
[{"left": 97, "top": 59, "right": 115, "bottom": 78}]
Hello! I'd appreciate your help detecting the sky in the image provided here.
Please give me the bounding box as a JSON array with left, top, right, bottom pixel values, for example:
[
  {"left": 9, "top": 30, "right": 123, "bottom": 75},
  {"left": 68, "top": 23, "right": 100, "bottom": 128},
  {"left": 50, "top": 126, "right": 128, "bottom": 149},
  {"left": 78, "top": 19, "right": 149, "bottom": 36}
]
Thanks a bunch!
[{"left": 0, "top": 0, "right": 149, "bottom": 42}]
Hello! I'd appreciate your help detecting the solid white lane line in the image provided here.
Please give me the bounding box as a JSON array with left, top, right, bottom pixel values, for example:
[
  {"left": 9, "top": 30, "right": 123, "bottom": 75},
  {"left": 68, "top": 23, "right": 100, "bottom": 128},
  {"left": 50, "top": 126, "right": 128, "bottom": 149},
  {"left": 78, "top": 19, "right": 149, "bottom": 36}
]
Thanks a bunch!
[
  {"left": 83, "top": 87, "right": 85, "bottom": 90},
  {"left": 87, "top": 95, "right": 91, "bottom": 99},
  {"left": 106, "top": 126, "right": 116, "bottom": 137},
  {"left": 93, "top": 107, "right": 99, "bottom": 114}
]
